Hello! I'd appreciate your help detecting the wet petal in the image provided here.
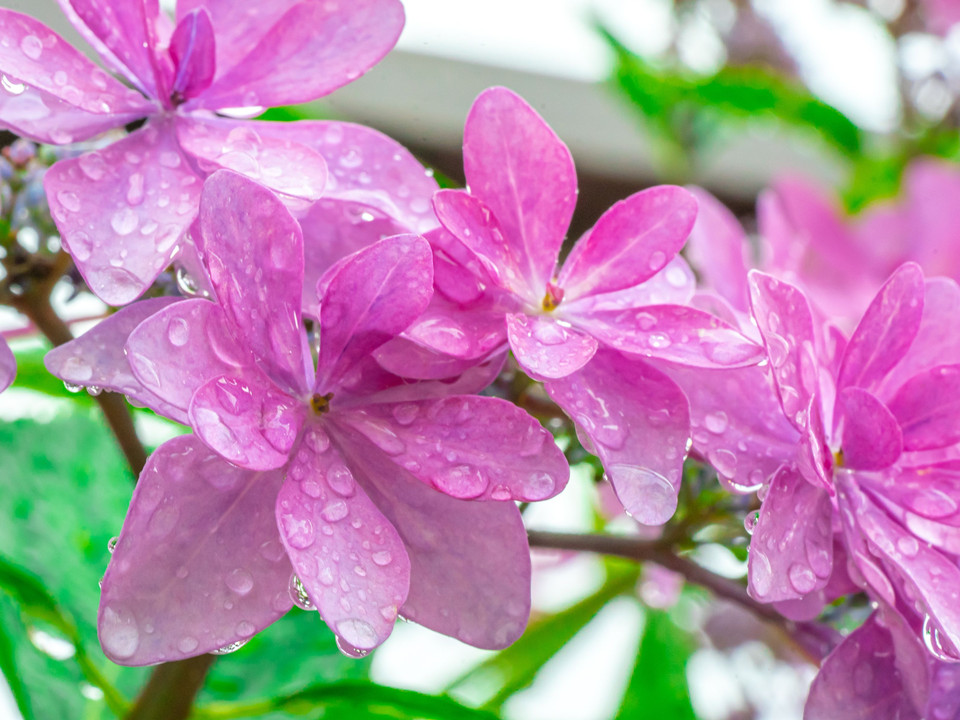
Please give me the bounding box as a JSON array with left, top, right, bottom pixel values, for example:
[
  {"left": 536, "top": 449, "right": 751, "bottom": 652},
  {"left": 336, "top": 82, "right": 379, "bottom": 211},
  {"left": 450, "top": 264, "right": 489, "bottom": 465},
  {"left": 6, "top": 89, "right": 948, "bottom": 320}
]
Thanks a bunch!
[
  {"left": 559, "top": 186, "right": 697, "bottom": 301},
  {"left": 198, "top": 170, "right": 310, "bottom": 394},
  {"left": 169, "top": 8, "right": 216, "bottom": 100},
  {"left": 373, "top": 336, "right": 494, "bottom": 381},
  {"left": 463, "top": 87, "right": 576, "bottom": 294},
  {"left": 506, "top": 313, "right": 597, "bottom": 380},
  {"left": 684, "top": 186, "right": 750, "bottom": 312},
  {"left": 190, "top": 375, "right": 305, "bottom": 471},
  {"left": 338, "top": 396, "right": 568, "bottom": 502},
  {"left": 748, "top": 464, "right": 833, "bottom": 603},
  {"left": 44, "top": 121, "right": 199, "bottom": 305},
  {"left": 571, "top": 303, "right": 762, "bottom": 368},
  {"left": 44, "top": 297, "right": 185, "bottom": 422},
  {"left": 887, "top": 365, "right": 960, "bottom": 451},
  {"left": 561, "top": 255, "right": 696, "bottom": 314},
  {"left": 178, "top": 117, "right": 327, "bottom": 200},
  {"left": 546, "top": 351, "right": 689, "bottom": 525},
  {"left": 315, "top": 235, "right": 433, "bottom": 392},
  {"left": 838, "top": 263, "right": 925, "bottom": 393},
  {"left": 838, "top": 387, "right": 902, "bottom": 471},
  {"left": 0, "top": 10, "right": 154, "bottom": 143},
  {"left": 335, "top": 424, "right": 531, "bottom": 649},
  {"left": 276, "top": 438, "right": 410, "bottom": 655},
  {"left": 99, "top": 435, "right": 291, "bottom": 666},
  {"left": 191, "top": 0, "right": 404, "bottom": 110},
  {"left": 402, "top": 294, "right": 509, "bottom": 362}
]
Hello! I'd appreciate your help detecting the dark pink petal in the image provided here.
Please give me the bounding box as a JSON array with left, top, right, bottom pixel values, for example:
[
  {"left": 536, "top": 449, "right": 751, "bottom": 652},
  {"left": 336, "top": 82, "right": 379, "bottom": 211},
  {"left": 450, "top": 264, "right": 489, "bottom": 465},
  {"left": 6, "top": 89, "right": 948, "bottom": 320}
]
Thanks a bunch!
[
  {"left": 191, "top": 0, "right": 404, "bottom": 111},
  {"left": 506, "top": 313, "right": 597, "bottom": 380},
  {"left": 99, "top": 435, "right": 291, "bottom": 666},
  {"left": 403, "top": 295, "right": 509, "bottom": 362},
  {"left": 373, "top": 336, "right": 493, "bottom": 381},
  {"left": 276, "top": 437, "right": 410, "bottom": 654},
  {"left": 126, "top": 299, "right": 255, "bottom": 416},
  {"left": 0, "top": 338, "right": 14, "bottom": 392},
  {"left": 44, "top": 297, "right": 185, "bottom": 422},
  {"left": 169, "top": 9, "right": 216, "bottom": 100},
  {"left": 427, "top": 225, "right": 498, "bottom": 292},
  {"left": 887, "top": 365, "right": 960, "bottom": 451},
  {"left": 316, "top": 235, "right": 433, "bottom": 393},
  {"left": 797, "top": 395, "right": 832, "bottom": 493},
  {"left": 348, "top": 354, "right": 506, "bottom": 407},
  {"left": 837, "top": 387, "right": 902, "bottom": 471},
  {"left": 838, "top": 263, "right": 925, "bottom": 393},
  {"left": 44, "top": 121, "right": 199, "bottom": 305},
  {"left": 335, "top": 424, "right": 531, "bottom": 649},
  {"left": 434, "top": 189, "right": 531, "bottom": 298},
  {"left": 748, "top": 271, "right": 820, "bottom": 429},
  {"left": 178, "top": 117, "right": 327, "bottom": 201},
  {"left": 748, "top": 464, "right": 833, "bottom": 603},
  {"left": 198, "top": 170, "right": 310, "bottom": 394},
  {"left": 571, "top": 303, "right": 763, "bottom": 368},
  {"left": 0, "top": 10, "right": 155, "bottom": 143},
  {"left": 684, "top": 186, "right": 750, "bottom": 312},
  {"left": 559, "top": 186, "right": 698, "bottom": 301},
  {"left": 463, "top": 87, "right": 576, "bottom": 294},
  {"left": 546, "top": 351, "right": 689, "bottom": 525},
  {"left": 57, "top": 0, "right": 165, "bottom": 98},
  {"left": 338, "top": 396, "right": 567, "bottom": 502},
  {"left": 804, "top": 610, "right": 927, "bottom": 720},
  {"left": 190, "top": 375, "right": 306, "bottom": 471}
]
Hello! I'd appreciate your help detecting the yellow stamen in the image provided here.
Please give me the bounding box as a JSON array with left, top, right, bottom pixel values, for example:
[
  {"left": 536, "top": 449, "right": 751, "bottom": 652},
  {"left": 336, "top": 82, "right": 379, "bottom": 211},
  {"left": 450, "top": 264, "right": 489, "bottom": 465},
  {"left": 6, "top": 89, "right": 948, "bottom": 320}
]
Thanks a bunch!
[{"left": 310, "top": 392, "right": 334, "bottom": 415}]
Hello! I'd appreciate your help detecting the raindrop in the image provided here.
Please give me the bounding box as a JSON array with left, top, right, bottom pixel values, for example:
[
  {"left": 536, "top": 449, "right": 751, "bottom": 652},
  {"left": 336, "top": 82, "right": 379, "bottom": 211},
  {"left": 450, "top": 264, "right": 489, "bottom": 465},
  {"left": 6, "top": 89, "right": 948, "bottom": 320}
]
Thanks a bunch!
[
  {"left": 63, "top": 381, "right": 83, "bottom": 393},
  {"left": 225, "top": 568, "right": 254, "bottom": 596},
  {"left": 86, "top": 385, "right": 103, "bottom": 397},
  {"left": 20, "top": 35, "right": 43, "bottom": 60},
  {"left": 107, "top": 536, "right": 119, "bottom": 554},
  {"left": 1, "top": 75, "right": 25, "bottom": 95},
  {"left": 371, "top": 551, "right": 392, "bottom": 567},
  {"left": 289, "top": 574, "right": 315, "bottom": 610},
  {"left": 744, "top": 511, "right": 759, "bottom": 535},
  {"left": 110, "top": 208, "right": 139, "bottom": 236},
  {"left": 326, "top": 463, "right": 356, "bottom": 497},
  {"left": 647, "top": 332, "right": 671, "bottom": 349},
  {"left": 704, "top": 411, "right": 729, "bottom": 434},
  {"left": 648, "top": 250, "right": 666, "bottom": 271},
  {"left": 321, "top": 500, "right": 349, "bottom": 522},
  {"left": 788, "top": 562, "right": 817, "bottom": 594},
  {"left": 167, "top": 318, "right": 189, "bottom": 347},
  {"left": 211, "top": 639, "right": 248, "bottom": 655},
  {"left": 434, "top": 464, "right": 488, "bottom": 499},
  {"left": 175, "top": 267, "right": 200, "bottom": 297},
  {"left": 57, "top": 191, "right": 80, "bottom": 212}
]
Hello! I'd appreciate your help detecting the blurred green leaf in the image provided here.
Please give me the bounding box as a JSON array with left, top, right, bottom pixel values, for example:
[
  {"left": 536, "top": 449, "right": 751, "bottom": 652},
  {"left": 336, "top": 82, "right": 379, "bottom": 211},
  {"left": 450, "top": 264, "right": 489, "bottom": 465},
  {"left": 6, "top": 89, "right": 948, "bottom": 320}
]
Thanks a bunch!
[{"left": 615, "top": 610, "right": 697, "bottom": 720}]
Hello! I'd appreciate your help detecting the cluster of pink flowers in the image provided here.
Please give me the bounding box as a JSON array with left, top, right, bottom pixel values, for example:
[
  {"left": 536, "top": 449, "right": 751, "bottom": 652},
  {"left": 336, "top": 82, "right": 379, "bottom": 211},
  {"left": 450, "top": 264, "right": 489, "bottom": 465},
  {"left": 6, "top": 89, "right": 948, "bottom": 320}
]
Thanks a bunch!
[{"left": 5, "top": 1, "right": 960, "bottom": 718}]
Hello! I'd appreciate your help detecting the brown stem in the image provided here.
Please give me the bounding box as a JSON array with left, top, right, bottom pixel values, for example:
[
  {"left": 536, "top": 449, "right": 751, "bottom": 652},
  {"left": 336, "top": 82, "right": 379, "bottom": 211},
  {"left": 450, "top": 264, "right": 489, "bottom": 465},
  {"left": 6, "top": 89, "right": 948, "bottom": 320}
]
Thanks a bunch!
[{"left": 124, "top": 654, "right": 216, "bottom": 720}]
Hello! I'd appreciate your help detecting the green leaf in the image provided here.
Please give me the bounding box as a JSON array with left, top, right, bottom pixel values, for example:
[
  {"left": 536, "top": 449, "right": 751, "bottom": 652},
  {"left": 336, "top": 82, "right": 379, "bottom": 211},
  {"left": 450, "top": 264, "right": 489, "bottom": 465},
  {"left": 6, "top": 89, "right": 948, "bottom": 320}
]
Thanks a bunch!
[{"left": 615, "top": 610, "right": 697, "bottom": 720}]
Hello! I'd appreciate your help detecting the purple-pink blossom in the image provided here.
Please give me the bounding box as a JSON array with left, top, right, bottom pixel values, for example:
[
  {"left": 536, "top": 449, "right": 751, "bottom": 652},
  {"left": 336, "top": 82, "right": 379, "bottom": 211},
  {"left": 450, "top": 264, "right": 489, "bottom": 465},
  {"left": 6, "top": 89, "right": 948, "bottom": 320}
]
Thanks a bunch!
[{"left": 0, "top": 337, "right": 14, "bottom": 392}]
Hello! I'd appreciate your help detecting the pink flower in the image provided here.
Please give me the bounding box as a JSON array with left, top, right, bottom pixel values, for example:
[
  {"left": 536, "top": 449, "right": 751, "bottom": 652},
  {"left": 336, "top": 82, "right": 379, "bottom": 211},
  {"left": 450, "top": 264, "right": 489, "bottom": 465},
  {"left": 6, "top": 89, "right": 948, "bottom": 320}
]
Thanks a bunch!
[
  {"left": 60, "top": 171, "right": 568, "bottom": 664},
  {"left": 384, "top": 87, "right": 761, "bottom": 524},
  {"left": 0, "top": 0, "right": 405, "bottom": 304},
  {"left": 0, "top": 338, "right": 14, "bottom": 392}
]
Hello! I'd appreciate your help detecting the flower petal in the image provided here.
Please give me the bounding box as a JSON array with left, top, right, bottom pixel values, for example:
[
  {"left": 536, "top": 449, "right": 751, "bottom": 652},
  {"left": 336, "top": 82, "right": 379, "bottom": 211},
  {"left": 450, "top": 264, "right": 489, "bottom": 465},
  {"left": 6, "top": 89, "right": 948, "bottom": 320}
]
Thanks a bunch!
[
  {"left": 684, "top": 187, "right": 751, "bottom": 312},
  {"left": 338, "top": 396, "right": 568, "bottom": 502},
  {"left": 0, "top": 339, "right": 13, "bottom": 392},
  {"left": 463, "top": 87, "right": 576, "bottom": 294},
  {"left": 178, "top": 116, "right": 327, "bottom": 201},
  {"left": 169, "top": 8, "right": 216, "bottom": 100},
  {"left": 190, "top": 0, "right": 404, "bottom": 110},
  {"left": 276, "top": 437, "right": 410, "bottom": 655},
  {"left": 44, "top": 121, "right": 199, "bottom": 305},
  {"left": 99, "top": 435, "right": 291, "bottom": 666},
  {"left": 748, "top": 464, "right": 833, "bottom": 603},
  {"left": 559, "top": 186, "right": 697, "bottom": 301},
  {"left": 546, "top": 351, "right": 689, "bottom": 525},
  {"left": 198, "top": 170, "right": 310, "bottom": 394},
  {"left": 44, "top": 297, "right": 185, "bottom": 422},
  {"left": 316, "top": 234, "right": 433, "bottom": 392},
  {"left": 561, "top": 255, "right": 696, "bottom": 314},
  {"left": 887, "top": 365, "right": 960, "bottom": 451},
  {"left": 838, "top": 263, "right": 925, "bottom": 393},
  {"left": 373, "top": 336, "right": 494, "bottom": 381},
  {"left": 335, "top": 423, "right": 531, "bottom": 649},
  {"left": 506, "top": 313, "right": 597, "bottom": 380},
  {"left": 0, "top": 10, "right": 154, "bottom": 143},
  {"left": 837, "top": 387, "right": 902, "bottom": 470},
  {"left": 402, "top": 294, "right": 509, "bottom": 362},
  {"left": 190, "top": 375, "right": 305, "bottom": 471}
]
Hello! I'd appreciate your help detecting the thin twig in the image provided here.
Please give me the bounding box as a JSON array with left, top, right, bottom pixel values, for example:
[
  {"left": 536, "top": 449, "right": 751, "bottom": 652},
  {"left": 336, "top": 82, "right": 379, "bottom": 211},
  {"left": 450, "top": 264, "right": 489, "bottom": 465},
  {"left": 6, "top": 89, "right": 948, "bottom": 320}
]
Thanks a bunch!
[{"left": 124, "top": 654, "right": 216, "bottom": 720}]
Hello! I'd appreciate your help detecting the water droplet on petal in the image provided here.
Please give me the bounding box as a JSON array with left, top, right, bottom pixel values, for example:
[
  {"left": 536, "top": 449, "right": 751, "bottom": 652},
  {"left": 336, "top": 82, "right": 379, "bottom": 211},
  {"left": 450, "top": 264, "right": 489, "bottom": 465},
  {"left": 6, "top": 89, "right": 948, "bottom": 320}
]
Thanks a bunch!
[
  {"left": 107, "top": 536, "right": 119, "bottom": 554},
  {"left": 744, "top": 511, "right": 759, "bottom": 535},
  {"left": 20, "top": 35, "right": 43, "bottom": 60},
  {"left": 897, "top": 535, "right": 919, "bottom": 557},
  {"left": 326, "top": 463, "right": 356, "bottom": 497},
  {"left": 371, "top": 551, "right": 392, "bottom": 567},
  {"left": 321, "top": 500, "right": 349, "bottom": 522},
  {"left": 648, "top": 250, "right": 666, "bottom": 271},
  {"left": 211, "top": 639, "right": 248, "bottom": 655},
  {"left": 336, "top": 618, "right": 378, "bottom": 655},
  {"left": 391, "top": 403, "right": 419, "bottom": 426},
  {"left": 62, "top": 355, "right": 94, "bottom": 382},
  {"left": 704, "top": 411, "right": 729, "bottom": 434},
  {"left": 289, "top": 574, "right": 315, "bottom": 610},
  {"left": 787, "top": 562, "right": 817, "bottom": 594},
  {"left": 177, "top": 636, "right": 199, "bottom": 654},
  {"left": 100, "top": 605, "right": 140, "bottom": 660},
  {"left": 524, "top": 471, "right": 556, "bottom": 501},
  {"left": 225, "top": 568, "right": 254, "bottom": 596},
  {"left": 57, "top": 191, "right": 80, "bottom": 212},
  {"left": 434, "top": 464, "right": 488, "bottom": 499},
  {"left": 111, "top": 208, "right": 139, "bottom": 236}
]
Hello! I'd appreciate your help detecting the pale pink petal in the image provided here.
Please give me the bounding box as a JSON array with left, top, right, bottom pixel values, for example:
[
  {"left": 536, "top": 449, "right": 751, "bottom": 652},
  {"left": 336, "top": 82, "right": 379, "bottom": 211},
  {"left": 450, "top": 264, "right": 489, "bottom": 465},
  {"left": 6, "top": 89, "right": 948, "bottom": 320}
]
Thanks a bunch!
[
  {"left": 316, "top": 235, "right": 433, "bottom": 392},
  {"left": 748, "top": 271, "right": 821, "bottom": 429},
  {"left": 190, "top": 0, "right": 404, "bottom": 111},
  {"left": 773, "top": 540, "right": 859, "bottom": 621},
  {"left": 338, "top": 396, "right": 567, "bottom": 502},
  {"left": 546, "top": 351, "right": 689, "bottom": 525},
  {"left": 427, "top": 225, "right": 498, "bottom": 292},
  {"left": 797, "top": 395, "right": 832, "bottom": 493},
  {"left": 56, "top": 0, "right": 166, "bottom": 98},
  {"left": 99, "top": 435, "right": 291, "bottom": 666},
  {"left": 276, "top": 436, "right": 410, "bottom": 654},
  {"left": 899, "top": 159, "right": 960, "bottom": 277},
  {"left": 463, "top": 87, "right": 576, "bottom": 294},
  {"left": 887, "top": 365, "right": 960, "bottom": 452},
  {"left": 838, "top": 263, "right": 925, "bottom": 393},
  {"left": 190, "top": 375, "right": 305, "bottom": 471},
  {"left": 866, "top": 462, "right": 960, "bottom": 526},
  {"left": 0, "top": 338, "right": 14, "bottom": 392},
  {"left": 403, "top": 294, "right": 509, "bottom": 361},
  {"left": 44, "top": 297, "right": 185, "bottom": 422},
  {"left": 373, "top": 336, "right": 493, "bottom": 381},
  {"left": 559, "top": 186, "right": 697, "bottom": 301},
  {"left": 748, "top": 465, "right": 833, "bottom": 603},
  {"left": 684, "top": 186, "right": 750, "bottom": 312},
  {"left": 506, "top": 313, "right": 597, "bottom": 380},
  {"left": 169, "top": 8, "right": 216, "bottom": 101},
  {"left": 44, "top": 121, "right": 199, "bottom": 305},
  {"left": 349, "top": 354, "right": 507, "bottom": 407},
  {"left": 178, "top": 117, "right": 327, "bottom": 201},
  {"left": 126, "top": 298, "right": 255, "bottom": 416},
  {"left": 570, "top": 304, "right": 762, "bottom": 368},
  {"left": 334, "top": 424, "right": 531, "bottom": 649},
  {"left": 0, "top": 10, "right": 154, "bottom": 144},
  {"left": 198, "top": 170, "right": 310, "bottom": 394},
  {"left": 561, "top": 255, "right": 696, "bottom": 314},
  {"left": 837, "top": 387, "right": 903, "bottom": 470}
]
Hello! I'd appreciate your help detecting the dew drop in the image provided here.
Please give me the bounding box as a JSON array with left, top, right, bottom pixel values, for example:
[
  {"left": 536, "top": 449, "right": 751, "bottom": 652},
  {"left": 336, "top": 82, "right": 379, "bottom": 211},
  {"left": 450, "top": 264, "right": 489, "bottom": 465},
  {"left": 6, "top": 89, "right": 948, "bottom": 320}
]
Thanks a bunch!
[
  {"left": 787, "top": 562, "right": 817, "bottom": 594},
  {"left": 336, "top": 618, "right": 378, "bottom": 653},
  {"left": 57, "top": 190, "right": 80, "bottom": 212},
  {"left": 524, "top": 471, "right": 556, "bottom": 501},
  {"left": 647, "top": 332, "right": 671, "bottom": 349},
  {"left": 648, "top": 250, "right": 666, "bottom": 271},
  {"left": 211, "top": 639, "right": 248, "bottom": 655},
  {"left": 225, "top": 568, "right": 254, "bottom": 596},
  {"left": 100, "top": 605, "right": 140, "bottom": 660},
  {"left": 289, "top": 574, "right": 315, "bottom": 610},
  {"left": 371, "top": 551, "right": 392, "bottom": 567},
  {"left": 110, "top": 208, "right": 139, "bottom": 236},
  {"left": 107, "top": 536, "right": 119, "bottom": 554},
  {"left": 704, "top": 411, "right": 729, "bottom": 434},
  {"left": 391, "top": 403, "right": 419, "bottom": 426},
  {"left": 177, "top": 636, "right": 199, "bottom": 653},
  {"left": 166, "top": 318, "right": 189, "bottom": 347},
  {"left": 62, "top": 355, "right": 94, "bottom": 382},
  {"left": 434, "top": 464, "right": 488, "bottom": 499},
  {"left": 321, "top": 500, "right": 349, "bottom": 522},
  {"left": 326, "top": 463, "right": 356, "bottom": 497},
  {"left": 20, "top": 35, "right": 43, "bottom": 60},
  {"left": 744, "top": 511, "right": 759, "bottom": 535}
]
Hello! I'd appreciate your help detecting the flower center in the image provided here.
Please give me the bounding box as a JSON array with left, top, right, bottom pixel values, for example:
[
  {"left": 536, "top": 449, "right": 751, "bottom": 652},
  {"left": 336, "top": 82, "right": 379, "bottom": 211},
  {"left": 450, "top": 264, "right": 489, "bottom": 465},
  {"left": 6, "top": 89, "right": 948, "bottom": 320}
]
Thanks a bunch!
[
  {"left": 541, "top": 280, "right": 564, "bottom": 312},
  {"left": 310, "top": 392, "right": 334, "bottom": 415},
  {"left": 833, "top": 449, "right": 845, "bottom": 469}
]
